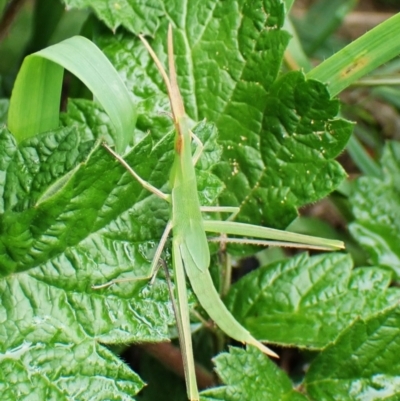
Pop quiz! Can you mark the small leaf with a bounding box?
[224,253,400,348]
[349,141,400,279]
[305,305,400,401]
[201,347,308,401]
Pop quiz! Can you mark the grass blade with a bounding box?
[307,12,400,96]
[8,36,135,153]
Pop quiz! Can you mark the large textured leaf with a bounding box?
[64,0,164,34]
[71,0,352,228]
[0,100,223,398]
[201,347,308,401]
[304,305,400,401]
[0,340,142,401]
[349,141,400,279]
[224,253,400,348]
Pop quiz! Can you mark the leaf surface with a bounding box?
[78,0,351,228]
[1,340,142,401]
[305,305,400,401]
[0,100,223,398]
[224,253,400,348]
[201,347,308,401]
[64,0,164,33]
[349,141,400,279]
[6,0,357,397]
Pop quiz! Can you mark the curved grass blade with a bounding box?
[8,36,135,153]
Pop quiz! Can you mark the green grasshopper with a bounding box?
[95,25,344,401]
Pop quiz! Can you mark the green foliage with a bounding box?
[225,253,400,348]
[93,7,351,228]
[350,141,400,279]
[305,305,400,400]
[8,36,135,153]
[0,110,167,399]
[202,347,308,401]
[1,0,400,400]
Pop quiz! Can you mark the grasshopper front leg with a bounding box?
[92,221,172,289]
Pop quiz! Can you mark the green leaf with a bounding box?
[200,347,308,401]
[0,99,224,398]
[224,253,400,348]
[1,340,143,400]
[349,141,400,279]
[93,4,352,229]
[215,72,350,228]
[304,305,400,401]
[0,125,165,398]
[64,0,164,34]
[93,31,173,144]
